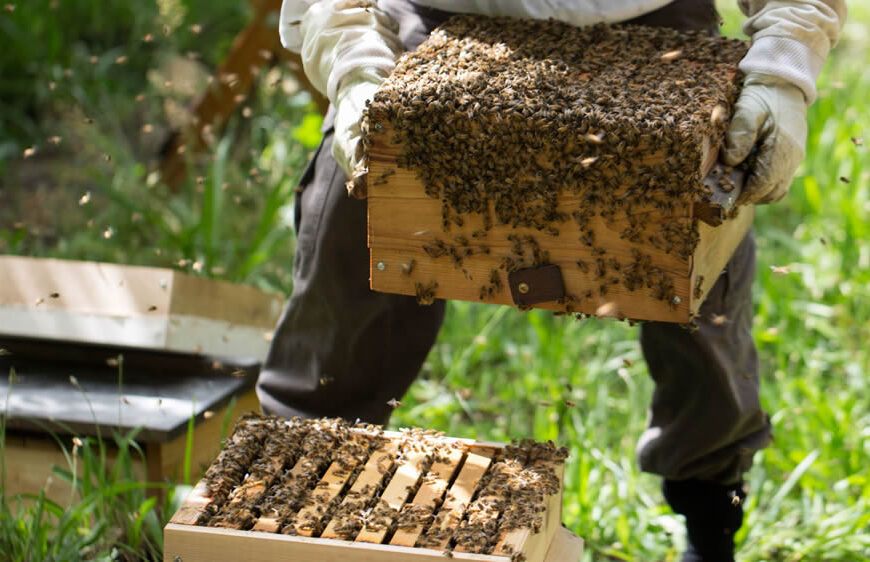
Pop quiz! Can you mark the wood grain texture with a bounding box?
[492,463,564,561]
[689,205,755,315]
[165,435,576,562]
[164,523,507,561]
[544,527,584,562]
[164,523,583,562]
[170,481,214,526]
[355,450,430,544]
[454,461,516,554]
[366,125,731,323]
[0,256,283,352]
[292,433,374,537]
[366,102,755,324]
[423,449,494,550]
[251,442,332,534]
[321,440,400,540]
[390,445,465,547]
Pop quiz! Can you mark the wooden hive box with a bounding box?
[164,415,583,561]
[0,256,284,359]
[365,16,752,323]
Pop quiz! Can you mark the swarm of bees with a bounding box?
[364,16,747,313]
[192,414,569,558]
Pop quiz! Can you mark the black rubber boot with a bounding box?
[662,479,747,562]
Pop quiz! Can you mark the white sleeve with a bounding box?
[279,0,319,53]
[737,0,847,104]
[282,1,404,105]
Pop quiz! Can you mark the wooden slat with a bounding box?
[390,445,465,547]
[211,418,311,530]
[321,440,400,540]
[251,467,310,532]
[164,434,578,561]
[689,204,754,314]
[165,522,581,561]
[292,432,374,537]
[251,425,344,534]
[491,463,564,561]
[543,527,584,562]
[164,523,508,561]
[354,449,430,544]
[420,448,493,550]
[454,461,517,554]
[170,481,214,525]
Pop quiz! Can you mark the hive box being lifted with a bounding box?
[0,256,283,359]
[164,415,583,561]
[365,16,753,323]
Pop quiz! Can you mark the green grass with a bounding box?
[1,0,869,560]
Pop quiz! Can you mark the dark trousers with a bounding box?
[257,0,772,485]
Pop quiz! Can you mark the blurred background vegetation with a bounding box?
[1,0,869,560]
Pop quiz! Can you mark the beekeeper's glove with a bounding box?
[723,74,807,204]
[724,0,846,204]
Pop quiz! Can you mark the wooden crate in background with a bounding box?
[0,256,284,360]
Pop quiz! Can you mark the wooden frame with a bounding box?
[365,17,752,324]
[165,424,583,561]
[164,524,582,561]
[367,129,753,324]
[0,256,283,359]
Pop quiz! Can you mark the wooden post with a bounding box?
[159,0,328,190]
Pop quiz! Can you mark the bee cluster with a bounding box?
[365,16,747,314]
[191,414,568,559]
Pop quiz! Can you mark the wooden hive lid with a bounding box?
[0,256,284,359]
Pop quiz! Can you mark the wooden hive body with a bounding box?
[0,256,283,359]
[366,17,752,323]
[164,416,583,561]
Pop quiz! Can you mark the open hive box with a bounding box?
[365,16,753,323]
[165,415,582,561]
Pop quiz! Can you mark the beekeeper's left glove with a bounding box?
[722,73,807,205]
[724,0,846,204]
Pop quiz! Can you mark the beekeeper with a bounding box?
[257,1,846,560]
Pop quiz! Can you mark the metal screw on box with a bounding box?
[377,262,386,271]
[518,282,531,295]
[174,556,183,562]
[672,296,682,305]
